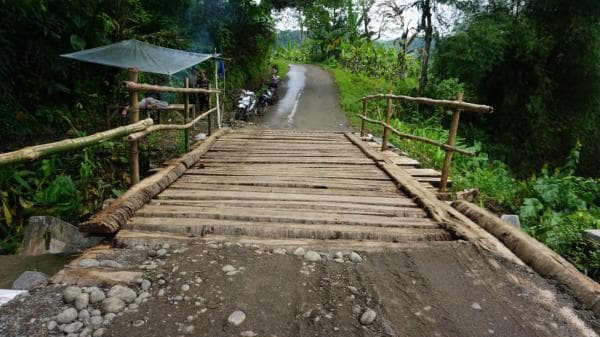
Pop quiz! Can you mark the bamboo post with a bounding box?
[440,92,464,192]
[184,77,190,152]
[360,100,367,137]
[208,110,213,136]
[214,53,221,128]
[128,68,140,185]
[381,93,392,151]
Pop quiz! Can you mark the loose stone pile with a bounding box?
[46,280,152,336]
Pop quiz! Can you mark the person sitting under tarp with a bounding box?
[195,69,210,112]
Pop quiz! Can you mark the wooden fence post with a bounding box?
[439,92,464,192]
[360,100,367,137]
[128,68,140,185]
[184,77,190,152]
[381,93,392,151]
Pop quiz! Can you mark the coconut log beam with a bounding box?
[358,114,475,156]
[0,119,154,167]
[80,128,230,234]
[127,108,217,142]
[122,81,220,94]
[344,132,522,263]
[360,94,493,114]
[453,200,600,317]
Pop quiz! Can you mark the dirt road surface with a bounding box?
[260,64,351,130]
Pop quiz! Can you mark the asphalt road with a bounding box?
[260,64,352,131]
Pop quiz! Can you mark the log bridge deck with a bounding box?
[121,129,454,243]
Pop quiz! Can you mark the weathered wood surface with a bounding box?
[80,128,230,233]
[119,129,451,243]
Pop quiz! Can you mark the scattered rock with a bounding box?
[181,284,190,292]
[63,321,83,334]
[91,309,102,317]
[57,308,78,324]
[78,309,90,321]
[47,320,57,330]
[63,286,82,303]
[93,328,106,337]
[11,271,48,290]
[360,308,377,325]
[293,247,305,256]
[99,260,123,268]
[89,316,103,327]
[334,252,344,259]
[102,297,126,313]
[228,310,246,326]
[20,216,102,256]
[349,252,363,263]
[107,285,137,303]
[75,292,90,310]
[79,326,94,337]
[304,250,321,262]
[90,289,106,304]
[222,265,236,273]
[157,248,168,257]
[141,279,151,291]
[347,286,359,295]
[79,259,101,268]
[132,319,145,327]
[334,258,345,263]
[471,302,482,310]
[273,248,286,255]
[241,331,258,337]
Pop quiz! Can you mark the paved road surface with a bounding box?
[261,64,352,130]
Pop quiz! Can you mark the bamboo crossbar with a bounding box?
[358,114,475,156]
[360,94,493,114]
[127,108,217,142]
[0,119,154,166]
[123,81,221,94]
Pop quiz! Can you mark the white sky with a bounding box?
[273,1,455,40]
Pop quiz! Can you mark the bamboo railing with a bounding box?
[358,93,493,192]
[0,70,221,187]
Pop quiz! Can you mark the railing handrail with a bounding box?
[0,107,218,167]
[358,114,475,156]
[359,92,491,193]
[0,119,154,166]
[359,93,493,114]
[123,81,220,94]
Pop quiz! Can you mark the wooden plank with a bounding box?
[125,217,451,242]
[183,171,391,181]
[168,182,400,197]
[388,156,420,166]
[344,133,385,162]
[402,168,442,177]
[135,205,438,228]
[157,189,418,207]
[147,199,427,217]
[198,157,375,164]
[176,175,398,189]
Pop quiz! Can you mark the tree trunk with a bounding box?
[418,0,433,96]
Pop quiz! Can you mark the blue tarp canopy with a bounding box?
[61,39,215,76]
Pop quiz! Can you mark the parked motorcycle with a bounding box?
[235,90,257,121]
[256,75,280,115]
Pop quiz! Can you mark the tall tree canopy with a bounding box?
[434,0,600,177]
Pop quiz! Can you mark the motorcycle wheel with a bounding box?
[257,102,266,116]
[235,108,247,121]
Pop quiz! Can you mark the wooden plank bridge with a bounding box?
[117,129,454,243]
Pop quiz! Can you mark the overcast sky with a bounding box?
[272,1,455,41]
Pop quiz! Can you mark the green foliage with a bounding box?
[0,140,129,254]
[434,1,600,177]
